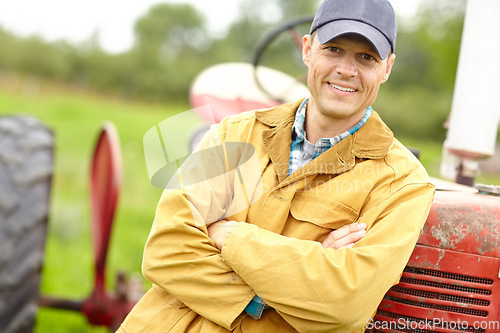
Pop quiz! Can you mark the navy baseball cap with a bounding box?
[310,0,397,59]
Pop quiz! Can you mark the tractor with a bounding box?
[0,0,499,332]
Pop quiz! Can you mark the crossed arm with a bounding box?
[143,183,434,332]
[208,220,367,320]
[208,220,367,251]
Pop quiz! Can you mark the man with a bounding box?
[118,0,435,332]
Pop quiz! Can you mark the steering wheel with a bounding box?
[252,15,314,103]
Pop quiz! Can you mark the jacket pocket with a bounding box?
[290,193,359,230]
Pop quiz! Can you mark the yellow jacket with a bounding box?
[118,99,435,333]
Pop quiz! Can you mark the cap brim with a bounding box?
[316,20,392,60]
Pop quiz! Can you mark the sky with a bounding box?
[0,0,423,54]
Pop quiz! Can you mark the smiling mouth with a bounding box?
[328,83,357,93]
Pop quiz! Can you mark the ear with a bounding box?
[302,34,313,68]
[381,53,396,83]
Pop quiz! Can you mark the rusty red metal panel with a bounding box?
[373,190,500,332]
[419,190,500,257]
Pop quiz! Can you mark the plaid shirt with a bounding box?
[288,98,372,175]
[244,98,372,320]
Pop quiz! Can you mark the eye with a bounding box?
[326,46,340,53]
[361,53,375,61]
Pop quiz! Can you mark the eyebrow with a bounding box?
[323,40,378,55]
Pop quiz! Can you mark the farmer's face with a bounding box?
[302,33,395,129]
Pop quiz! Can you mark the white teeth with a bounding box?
[329,83,356,92]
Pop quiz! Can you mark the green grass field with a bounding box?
[0,84,498,332]
[0,85,186,332]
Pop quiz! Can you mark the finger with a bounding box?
[330,222,366,240]
[322,229,365,249]
[322,223,367,249]
[323,231,365,249]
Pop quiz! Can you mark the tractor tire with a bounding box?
[0,116,53,333]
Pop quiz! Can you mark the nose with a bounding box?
[335,56,357,77]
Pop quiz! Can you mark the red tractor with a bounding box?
[0,0,499,332]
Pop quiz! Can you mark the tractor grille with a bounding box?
[399,274,491,296]
[404,267,494,286]
[374,259,497,333]
[390,285,490,307]
[385,267,491,318]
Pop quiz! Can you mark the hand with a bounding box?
[321,223,367,250]
[207,219,239,250]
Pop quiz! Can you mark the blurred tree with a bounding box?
[126,3,210,101]
[0,0,473,141]
[388,0,465,92]
[0,27,17,70]
[376,0,466,141]
[133,3,208,57]
[213,0,274,63]
[275,0,319,19]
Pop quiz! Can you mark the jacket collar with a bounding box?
[255,99,300,127]
[256,98,394,184]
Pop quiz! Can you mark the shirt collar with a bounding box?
[257,99,393,183]
[291,97,373,153]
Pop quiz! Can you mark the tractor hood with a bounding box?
[418,180,500,258]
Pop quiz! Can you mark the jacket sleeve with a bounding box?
[141,125,256,330]
[220,182,435,332]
